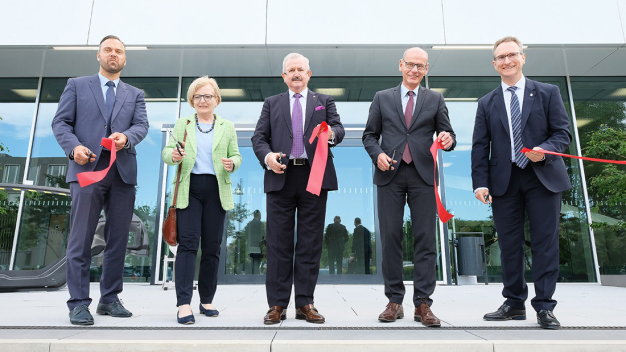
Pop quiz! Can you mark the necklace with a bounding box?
[195,114,216,134]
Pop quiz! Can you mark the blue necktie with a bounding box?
[105,81,116,135]
[291,93,304,158]
[507,86,529,169]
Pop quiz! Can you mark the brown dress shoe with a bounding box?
[414,303,441,327]
[264,306,286,325]
[378,302,404,322]
[295,304,325,323]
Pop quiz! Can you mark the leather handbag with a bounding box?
[162,121,189,246]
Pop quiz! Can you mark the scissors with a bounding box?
[168,129,183,155]
[389,150,396,168]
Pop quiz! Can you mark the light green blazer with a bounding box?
[162,114,242,210]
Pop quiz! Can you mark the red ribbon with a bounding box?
[306,121,329,196]
[521,147,626,165]
[430,140,454,223]
[76,138,116,187]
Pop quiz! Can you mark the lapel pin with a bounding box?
[530,93,534,97]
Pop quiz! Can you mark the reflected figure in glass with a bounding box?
[471,36,571,330]
[245,209,265,274]
[324,215,349,275]
[51,35,149,326]
[162,76,242,324]
[350,217,372,275]
[362,47,455,327]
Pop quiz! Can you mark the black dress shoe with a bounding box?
[537,310,561,329]
[69,305,94,326]
[483,304,526,321]
[96,300,132,317]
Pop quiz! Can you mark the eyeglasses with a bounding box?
[192,94,214,102]
[494,52,521,62]
[403,60,428,71]
[284,67,308,75]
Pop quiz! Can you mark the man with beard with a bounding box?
[252,53,344,324]
[52,35,148,325]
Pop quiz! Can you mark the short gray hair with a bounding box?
[493,36,524,58]
[282,53,310,73]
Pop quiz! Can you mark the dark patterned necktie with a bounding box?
[105,81,116,135]
[402,91,414,164]
[507,86,529,169]
[291,93,304,158]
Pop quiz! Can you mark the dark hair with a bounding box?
[99,35,125,50]
[354,217,361,225]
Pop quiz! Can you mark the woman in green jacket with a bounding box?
[162,76,241,324]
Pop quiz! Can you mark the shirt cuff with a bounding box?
[473,187,488,194]
[264,152,272,170]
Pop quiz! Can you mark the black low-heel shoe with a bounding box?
[177,312,195,325]
[199,303,219,317]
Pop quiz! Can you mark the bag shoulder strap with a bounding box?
[172,120,190,207]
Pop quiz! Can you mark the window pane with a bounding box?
[0,78,39,269]
[571,77,626,276]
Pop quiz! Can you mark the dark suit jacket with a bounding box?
[324,222,349,248]
[251,89,345,192]
[363,84,456,186]
[471,78,572,196]
[352,224,371,256]
[51,74,149,185]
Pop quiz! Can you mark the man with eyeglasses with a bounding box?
[51,35,148,325]
[252,53,345,324]
[363,47,455,327]
[471,36,571,329]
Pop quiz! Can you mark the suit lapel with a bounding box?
[303,89,316,134]
[111,80,129,123]
[278,92,292,134]
[408,86,427,130]
[89,75,107,122]
[393,84,406,128]
[494,88,510,136]
[212,115,225,154]
[521,78,536,128]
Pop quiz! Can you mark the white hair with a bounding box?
[282,53,310,73]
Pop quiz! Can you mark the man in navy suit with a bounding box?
[252,53,344,324]
[52,35,149,325]
[471,36,571,329]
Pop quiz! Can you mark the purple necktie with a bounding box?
[291,93,304,158]
[402,91,414,164]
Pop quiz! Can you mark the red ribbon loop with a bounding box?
[520,147,626,165]
[306,122,329,196]
[76,138,117,187]
[430,140,454,223]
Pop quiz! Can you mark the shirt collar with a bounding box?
[98,72,120,88]
[501,75,526,93]
[289,89,308,100]
[401,84,419,98]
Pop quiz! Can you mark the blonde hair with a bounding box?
[187,76,222,107]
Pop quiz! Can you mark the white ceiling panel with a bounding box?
[267,0,445,45]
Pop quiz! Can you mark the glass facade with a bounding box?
[571,77,626,276]
[1,73,615,285]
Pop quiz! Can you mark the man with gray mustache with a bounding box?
[252,53,345,324]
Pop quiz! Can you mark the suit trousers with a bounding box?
[377,161,437,306]
[492,164,561,312]
[67,154,136,310]
[175,174,225,307]
[265,162,328,309]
